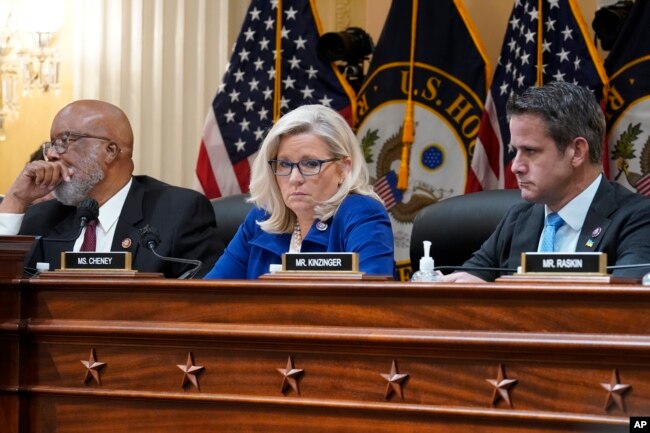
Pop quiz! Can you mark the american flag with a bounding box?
[196,0,355,199]
[466,0,607,192]
[373,171,403,211]
[635,174,650,196]
[604,0,650,196]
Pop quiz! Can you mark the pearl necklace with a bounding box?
[290,221,302,252]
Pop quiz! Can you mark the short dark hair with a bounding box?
[506,81,605,164]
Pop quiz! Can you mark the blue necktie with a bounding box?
[539,213,565,252]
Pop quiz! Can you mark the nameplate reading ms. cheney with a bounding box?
[521,252,607,275]
[61,252,132,271]
[283,252,359,272]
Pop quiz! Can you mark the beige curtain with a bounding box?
[71,0,247,188]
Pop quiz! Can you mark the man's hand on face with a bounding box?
[0,161,73,213]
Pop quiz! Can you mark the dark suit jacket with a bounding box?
[20,175,224,278]
[463,179,650,281]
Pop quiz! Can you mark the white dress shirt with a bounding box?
[538,174,601,252]
[73,179,132,251]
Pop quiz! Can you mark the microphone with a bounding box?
[606,263,650,286]
[77,198,100,228]
[139,224,162,251]
[44,198,100,243]
[606,263,650,270]
[25,198,100,276]
[138,224,202,279]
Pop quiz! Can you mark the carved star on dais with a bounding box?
[380,359,409,400]
[80,348,106,385]
[277,356,304,395]
[177,352,205,390]
[486,364,518,407]
[600,369,631,413]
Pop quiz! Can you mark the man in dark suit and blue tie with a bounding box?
[442,81,650,282]
[0,100,224,277]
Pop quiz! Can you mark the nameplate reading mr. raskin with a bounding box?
[283,252,358,272]
[521,252,607,275]
[61,252,132,270]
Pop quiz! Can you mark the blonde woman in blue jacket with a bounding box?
[204,104,395,280]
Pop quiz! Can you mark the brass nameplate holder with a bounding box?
[282,252,359,272]
[520,252,607,275]
[260,252,366,280]
[60,251,133,271]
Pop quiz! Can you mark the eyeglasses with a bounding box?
[268,158,340,176]
[42,131,113,160]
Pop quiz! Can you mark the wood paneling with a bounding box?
[1,277,644,432]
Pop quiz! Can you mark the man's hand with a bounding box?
[438,271,487,283]
[0,161,72,213]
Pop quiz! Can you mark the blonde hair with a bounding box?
[249,104,381,233]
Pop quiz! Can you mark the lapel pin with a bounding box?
[121,238,132,249]
[585,239,594,248]
[591,227,602,238]
[316,221,328,231]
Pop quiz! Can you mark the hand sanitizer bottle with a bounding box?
[411,240,439,282]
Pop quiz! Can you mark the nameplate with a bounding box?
[521,252,607,275]
[61,252,132,271]
[283,252,359,272]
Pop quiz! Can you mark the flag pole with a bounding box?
[397,0,418,191]
[536,0,543,86]
[274,0,284,121]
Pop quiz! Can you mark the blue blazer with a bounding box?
[204,194,395,279]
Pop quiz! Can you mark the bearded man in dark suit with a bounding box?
[0,100,224,278]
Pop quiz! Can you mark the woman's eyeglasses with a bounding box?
[268,158,340,176]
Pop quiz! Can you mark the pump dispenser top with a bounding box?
[411,240,439,282]
[420,240,434,271]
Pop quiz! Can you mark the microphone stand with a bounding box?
[145,247,202,279]
[139,225,202,279]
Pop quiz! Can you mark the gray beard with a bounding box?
[54,152,105,206]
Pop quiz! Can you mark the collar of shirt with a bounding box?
[74,178,133,252]
[543,173,601,252]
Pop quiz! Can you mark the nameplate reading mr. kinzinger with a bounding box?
[61,252,132,271]
[283,252,359,272]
